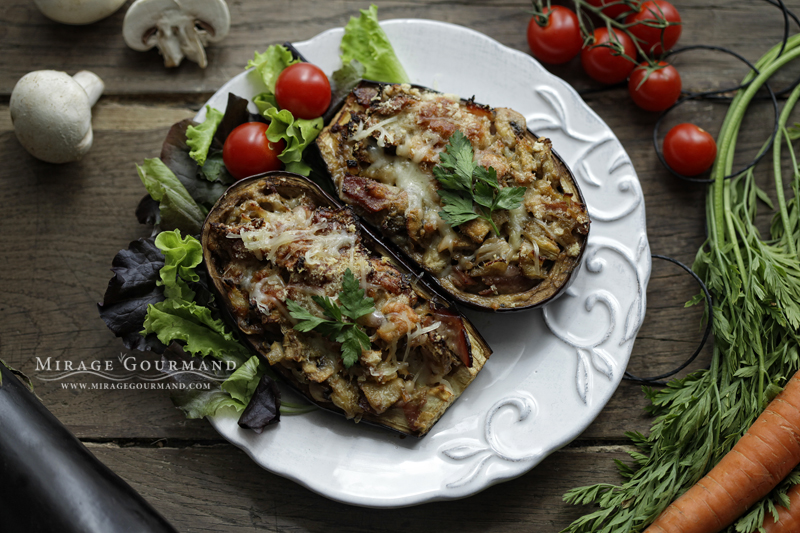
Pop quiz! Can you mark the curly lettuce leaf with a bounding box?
[253,93,279,115]
[263,107,323,176]
[247,44,299,93]
[137,158,206,235]
[141,230,250,366]
[340,4,409,84]
[185,106,224,167]
[154,230,202,301]
[142,295,249,366]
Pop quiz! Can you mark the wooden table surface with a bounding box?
[2,1,799,531]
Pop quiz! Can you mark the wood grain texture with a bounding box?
[85,443,634,532]
[2,0,800,530]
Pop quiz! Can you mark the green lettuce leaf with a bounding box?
[340,4,409,84]
[142,297,249,366]
[198,151,233,184]
[264,107,323,176]
[153,230,203,301]
[173,388,243,419]
[331,59,366,101]
[247,45,299,93]
[185,106,224,167]
[253,93,279,115]
[141,230,250,366]
[221,355,265,405]
[167,355,267,420]
[137,158,206,235]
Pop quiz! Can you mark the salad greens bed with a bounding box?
[98,5,408,430]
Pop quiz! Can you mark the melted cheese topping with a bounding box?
[324,83,590,300]
[208,186,481,434]
[232,205,358,268]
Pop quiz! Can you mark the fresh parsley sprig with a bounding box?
[433,130,526,235]
[286,268,375,368]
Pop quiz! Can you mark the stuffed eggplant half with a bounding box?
[201,173,491,436]
[316,81,590,311]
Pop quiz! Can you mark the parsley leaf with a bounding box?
[493,186,526,211]
[286,268,375,368]
[433,130,526,235]
[338,327,371,368]
[285,300,327,332]
[338,269,375,321]
[311,295,342,323]
[437,190,480,227]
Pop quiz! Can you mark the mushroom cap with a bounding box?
[34,0,128,25]
[123,0,231,52]
[10,70,94,164]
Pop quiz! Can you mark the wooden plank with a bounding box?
[85,442,633,532]
[1,0,797,95]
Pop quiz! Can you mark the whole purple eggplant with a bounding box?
[0,363,178,533]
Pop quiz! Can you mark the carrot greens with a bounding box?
[563,35,800,533]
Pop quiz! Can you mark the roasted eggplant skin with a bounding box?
[0,364,178,533]
[314,81,590,312]
[201,172,491,437]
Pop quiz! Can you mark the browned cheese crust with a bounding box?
[316,83,590,310]
[202,176,490,436]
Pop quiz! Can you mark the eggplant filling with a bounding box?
[317,82,590,310]
[203,182,489,436]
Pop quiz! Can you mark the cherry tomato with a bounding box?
[626,0,682,55]
[586,0,633,19]
[581,28,636,84]
[274,63,332,120]
[628,61,681,111]
[526,6,583,65]
[663,123,717,176]
[222,122,286,181]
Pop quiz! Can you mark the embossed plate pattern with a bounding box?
[205,19,650,507]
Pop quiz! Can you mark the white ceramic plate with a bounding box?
[205,19,650,508]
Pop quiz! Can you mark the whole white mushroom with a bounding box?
[10,70,104,164]
[34,0,128,25]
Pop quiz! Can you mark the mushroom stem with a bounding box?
[179,22,209,68]
[72,71,104,107]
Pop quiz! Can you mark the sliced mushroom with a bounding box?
[122,0,231,68]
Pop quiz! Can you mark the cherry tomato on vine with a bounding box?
[663,123,717,176]
[222,122,286,181]
[274,63,332,120]
[628,61,682,111]
[586,0,632,20]
[526,6,583,65]
[581,28,636,84]
[625,0,682,55]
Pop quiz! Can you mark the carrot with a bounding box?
[763,484,800,533]
[645,371,800,533]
